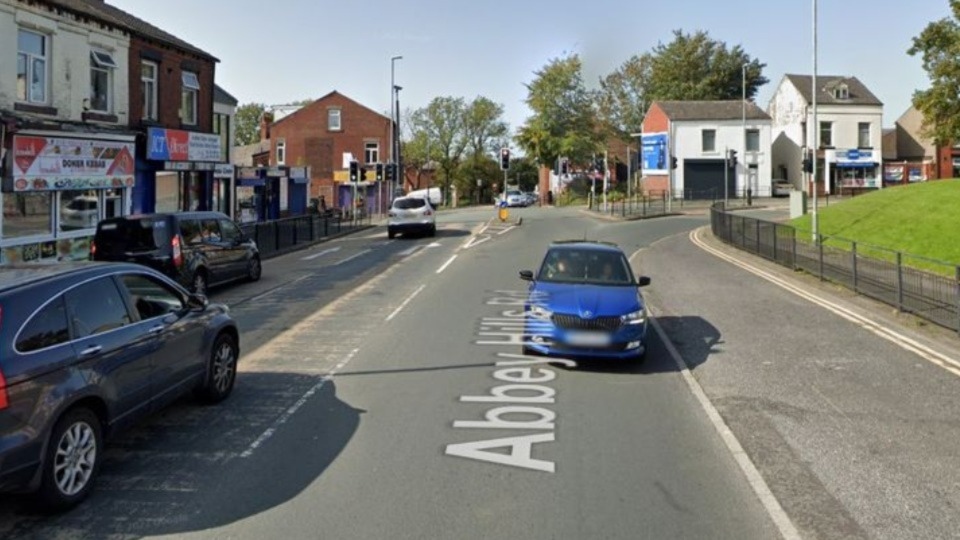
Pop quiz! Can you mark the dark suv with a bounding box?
[0,262,239,510]
[91,211,261,295]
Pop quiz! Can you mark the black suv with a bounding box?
[0,262,239,510]
[91,211,261,295]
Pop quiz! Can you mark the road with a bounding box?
[2,204,959,540]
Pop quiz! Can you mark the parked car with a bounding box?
[91,211,261,295]
[0,262,239,510]
[772,179,792,197]
[60,195,100,230]
[522,192,538,206]
[519,240,652,362]
[387,196,436,239]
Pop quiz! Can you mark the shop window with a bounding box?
[90,50,117,113]
[156,173,181,213]
[701,129,716,153]
[213,113,230,161]
[328,108,341,131]
[2,192,53,239]
[276,139,286,165]
[364,141,379,164]
[142,61,158,121]
[746,129,760,152]
[858,123,871,148]
[181,71,200,125]
[59,190,100,231]
[17,28,48,104]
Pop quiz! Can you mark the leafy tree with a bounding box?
[908,2,960,144]
[409,97,469,204]
[596,30,768,141]
[401,129,439,192]
[516,54,602,172]
[234,102,266,146]
[463,97,509,159]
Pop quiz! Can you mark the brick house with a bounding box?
[267,91,393,212]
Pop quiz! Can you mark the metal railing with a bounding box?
[239,211,372,260]
[710,203,960,333]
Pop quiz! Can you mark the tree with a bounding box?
[516,54,601,172]
[463,97,509,159]
[410,97,469,204]
[401,129,439,192]
[596,30,768,141]
[908,2,960,144]
[234,102,266,146]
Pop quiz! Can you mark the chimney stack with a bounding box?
[259,111,274,143]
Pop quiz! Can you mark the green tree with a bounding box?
[463,97,509,159]
[401,129,439,192]
[908,1,960,144]
[234,102,266,146]
[410,97,469,204]
[516,54,601,172]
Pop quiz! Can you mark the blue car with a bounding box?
[519,241,652,362]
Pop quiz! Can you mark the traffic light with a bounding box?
[376,163,384,181]
[500,148,511,170]
[671,156,678,170]
[360,166,368,181]
[349,160,358,182]
[802,150,813,173]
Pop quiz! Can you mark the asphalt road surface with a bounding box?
[2,204,959,540]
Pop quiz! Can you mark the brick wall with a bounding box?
[127,36,216,133]
[640,103,670,193]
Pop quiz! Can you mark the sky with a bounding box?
[108,0,951,131]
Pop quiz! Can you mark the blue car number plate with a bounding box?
[566,331,611,347]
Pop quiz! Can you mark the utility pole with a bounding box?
[812,0,819,242]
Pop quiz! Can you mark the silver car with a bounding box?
[387,196,436,239]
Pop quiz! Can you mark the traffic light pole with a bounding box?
[724,146,729,207]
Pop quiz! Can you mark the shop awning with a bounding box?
[835,162,878,169]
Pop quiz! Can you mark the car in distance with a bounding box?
[772,179,792,197]
[387,196,436,239]
[91,211,261,295]
[0,262,239,510]
[504,190,526,207]
[519,240,651,362]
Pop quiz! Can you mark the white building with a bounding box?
[768,74,884,193]
[644,101,773,199]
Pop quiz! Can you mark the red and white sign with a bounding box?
[12,135,135,192]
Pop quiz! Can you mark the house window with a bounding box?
[89,50,117,113]
[328,108,341,131]
[213,112,230,161]
[858,122,871,148]
[746,129,760,152]
[17,29,48,104]
[181,71,200,125]
[701,129,716,153]
[141,61,158,121]
[276,139,286,165]
[364,141,379,164]
[819,121,833,147]
[834,84,849,100]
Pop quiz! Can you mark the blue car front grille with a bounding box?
[551,314,622,331]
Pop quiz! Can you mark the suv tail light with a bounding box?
[0,306,7,410]
[89,239,97,259]
[424,208,433,216]
[172,234,183,268]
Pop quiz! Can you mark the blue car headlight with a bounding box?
[529,304,553,320]
[621,308,646,325]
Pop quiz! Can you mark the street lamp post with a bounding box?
[742,62,749,204]
[394,85,402,198]
[812,0,819,242]
[390,55,402,200]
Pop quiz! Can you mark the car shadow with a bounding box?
[0,373,359,538]
[563,315,722,375]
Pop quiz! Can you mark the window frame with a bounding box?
[14,295,71,354]
[328,108,342,131]
[819,121,833,148]
[276,138,286,165]
[141,60,158,121]
[745,129,761,152]
[180,71,200,125]
[119,273,186,322]
[89,49,115,113]
[17,28,49,105]
[364,141,379,164]
[858,122,871,148]
[701,129,717,153]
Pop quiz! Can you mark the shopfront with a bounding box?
[824,148,881,193]
[236,167,264,224]
[132,127,222,214]
[1,132,135,264]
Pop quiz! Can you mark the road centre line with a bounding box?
[385,284,427,322]
[436,255,458,274]
[689,228,960,377]
[302,246,341,260]
[334,249,372,266]
[240,348,360,458]
[628,242,801,540]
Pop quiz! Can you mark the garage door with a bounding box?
[683,159,736,200]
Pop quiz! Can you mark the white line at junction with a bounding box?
[302,246,341,260]
[334,249,372,266]
[436,255,458,274]
[385,284,427,322]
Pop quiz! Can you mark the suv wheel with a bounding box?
[388,228,396,240]
[197,333,238,403]
[37,408,102,511]
[247,257,262,282]
[191,270,208,296]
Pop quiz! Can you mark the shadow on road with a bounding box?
[0,373,359,539]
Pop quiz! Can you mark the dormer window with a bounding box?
[833,84,849,100]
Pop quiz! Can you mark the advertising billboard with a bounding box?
[641,132,669,175]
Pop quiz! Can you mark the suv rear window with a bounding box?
[394,198,427,210]
[96,217,171,255]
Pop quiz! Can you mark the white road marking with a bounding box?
[334,249,372,266]
[240,349,359,458]
[463,236,491,249]
[385,284,427,322]
[497,226,516,236]
[248,275,311,302]
[436,255,458,274]
[301,246,341,260]
[690,228,960,377]
[399,245,424,257]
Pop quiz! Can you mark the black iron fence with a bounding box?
[587,189,770,218]
[239,211,372,260]
[710,203,960,333]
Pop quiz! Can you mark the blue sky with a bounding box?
[109,0,950,130]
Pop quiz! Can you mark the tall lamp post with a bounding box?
[812,0,819,242]
[742,63,749,204]
[394,85,403,198]
[390,55,402,200]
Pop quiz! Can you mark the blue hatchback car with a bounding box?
[519,241,652,361]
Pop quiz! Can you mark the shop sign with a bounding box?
[288,166,307,178]
[147,127,222,162]
[214,164,234,179]
[7,135,135,192]
[266,167,287,178]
